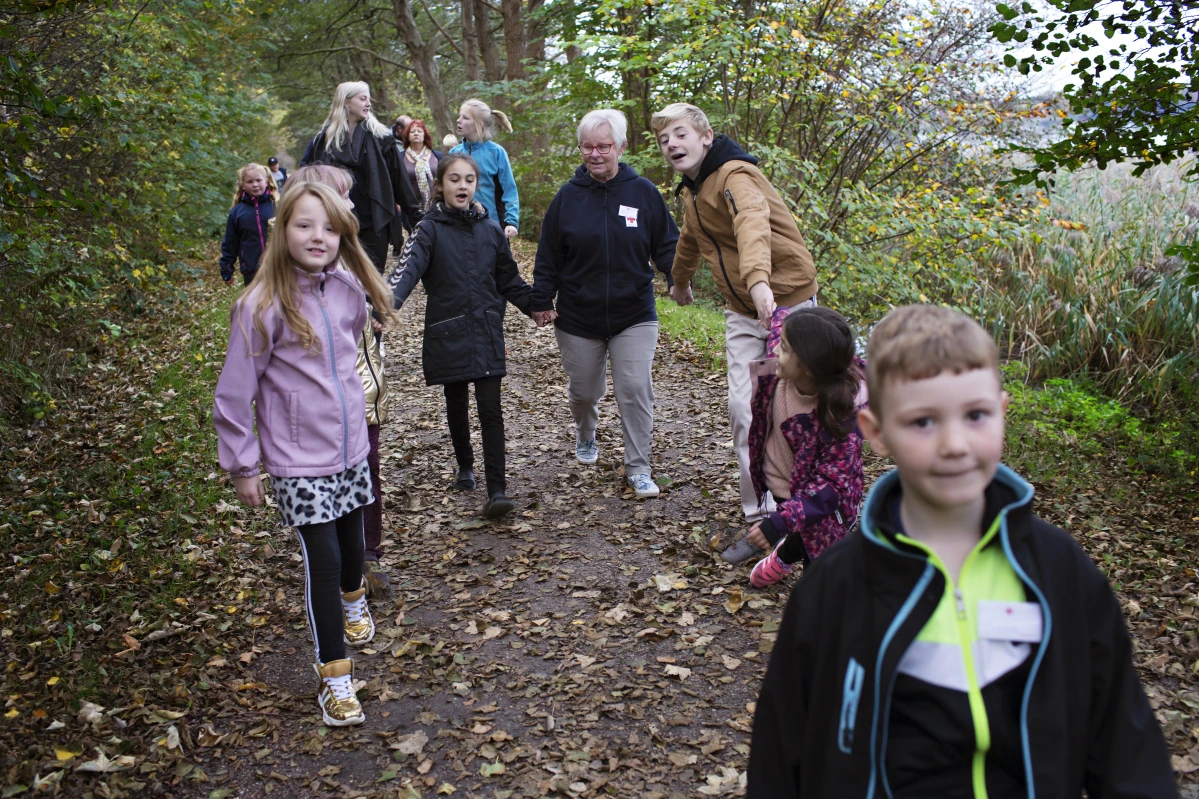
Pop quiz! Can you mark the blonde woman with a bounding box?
[301,81,421,272]
[449,99,519,238]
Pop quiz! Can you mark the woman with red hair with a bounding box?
[400,119,441,217]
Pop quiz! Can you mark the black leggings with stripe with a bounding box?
[295,507,365,664]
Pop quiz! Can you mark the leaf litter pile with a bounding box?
[2,251,1198,797]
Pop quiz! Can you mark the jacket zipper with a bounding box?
[361,328,382,423]
[867,560,936,799]
[724,188,740,216]
[254,196,265,253]
[691,192,755,316]
[999,519,1053,799]
[317,273,351,470]
[602,184,611,337]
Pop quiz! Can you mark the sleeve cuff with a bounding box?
[231,467,260,479]
[745,270,771,289]
[759,515,783,546]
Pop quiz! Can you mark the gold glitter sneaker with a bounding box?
[313,659,364,726]
[341,587,375,646]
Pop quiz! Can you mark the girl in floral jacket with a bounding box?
[736,306,868,588]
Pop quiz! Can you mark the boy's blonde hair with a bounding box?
[459,99,512,142]
[650,103,713,138]
[231,163,278,207]
[236,182,396,355]
[866,305,999,417]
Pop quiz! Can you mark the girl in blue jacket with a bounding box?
[451,99,520,238]
[219,163,277,286]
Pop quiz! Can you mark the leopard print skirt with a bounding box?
[272,459,373,528]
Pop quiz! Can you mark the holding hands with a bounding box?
[532,310,558,328]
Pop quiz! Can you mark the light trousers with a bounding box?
[555,322,658,476]
[724,297,817,521]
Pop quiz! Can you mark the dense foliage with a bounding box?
[990,0,1199,279]
[0,0,275,430]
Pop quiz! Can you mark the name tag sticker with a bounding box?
[618,205,639,227]
[978,600,1043,643]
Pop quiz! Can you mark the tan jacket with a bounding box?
[357,318,388,426]
[673,144,818,317]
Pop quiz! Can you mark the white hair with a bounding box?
[577,109,628,149]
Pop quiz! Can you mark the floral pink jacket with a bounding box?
[747,307,868,560]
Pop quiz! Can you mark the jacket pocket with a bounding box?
[288,392,300,444]
[485,310,505,361]
[423,315,471,368]
[838,657,865,754]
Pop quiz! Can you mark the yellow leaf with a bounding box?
[47,677,60,686]
[55,747,79,761]
[5,709,17,718]
[45,581,60,595]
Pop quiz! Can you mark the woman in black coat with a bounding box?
[387,154,535,519]
[300,80,421,272]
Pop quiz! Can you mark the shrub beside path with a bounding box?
[1,252,1197,797]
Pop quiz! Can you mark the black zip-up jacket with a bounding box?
[531,163,678,340]
[219,191,275,281]
[387,203,533,386]
[749,465,1177,799]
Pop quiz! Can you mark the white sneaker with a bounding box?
[575,436,598,465]
[627,473,660,499]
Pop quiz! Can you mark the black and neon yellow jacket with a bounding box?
[748,465,1176,798]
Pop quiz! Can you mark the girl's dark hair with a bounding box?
[433,154,480,202]
[782,307,860,439]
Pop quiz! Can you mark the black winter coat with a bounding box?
[219,191,275,281]
[388,203,534,385]
[301,125,421,234]
[531,163,678,339]
[748,466,1177,799]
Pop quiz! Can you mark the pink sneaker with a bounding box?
[750,542,794,588]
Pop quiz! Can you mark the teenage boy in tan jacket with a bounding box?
[652,103,818,543]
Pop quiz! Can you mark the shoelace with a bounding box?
[630,475,653,491]
[324,673,355,701]
[344,596,369,624]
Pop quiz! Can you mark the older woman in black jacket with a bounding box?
[530,109,679,499]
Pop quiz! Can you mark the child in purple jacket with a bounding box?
[723,306,868,588]
[213,182,397,727]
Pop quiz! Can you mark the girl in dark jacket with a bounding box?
[219,163,276,286]
[388,154,535,518]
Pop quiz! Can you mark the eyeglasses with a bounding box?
[578,143,615,155]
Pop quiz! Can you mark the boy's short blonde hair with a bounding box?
[650,103,713,138]
[866,305,1000,417]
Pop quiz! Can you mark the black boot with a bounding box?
[454,467,476,491]
[483,492,515,519]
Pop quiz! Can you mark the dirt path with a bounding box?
[187,259,862,799]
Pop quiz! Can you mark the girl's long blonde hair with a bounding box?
[235,182,396,354]
[230,163,278,208]
[321,81,393,151]
[460,99,512,142]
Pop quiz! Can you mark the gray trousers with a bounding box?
[725,297,817,521]
[555,322,658,477]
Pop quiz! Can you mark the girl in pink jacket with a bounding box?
[213,182,397,728]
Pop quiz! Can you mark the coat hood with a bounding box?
[677,134,758,195]
[569,162,640,189]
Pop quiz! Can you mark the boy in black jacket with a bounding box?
[748,304,1176,798]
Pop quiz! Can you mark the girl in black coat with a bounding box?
[219,162,276,286]
[388,154,535,519]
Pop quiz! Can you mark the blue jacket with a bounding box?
[450,139,519,228]
[219,191,275,280]
[531,163,678,339]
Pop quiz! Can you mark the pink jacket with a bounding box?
[213,263,370,478]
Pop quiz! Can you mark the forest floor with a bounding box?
[2,247,1198,798]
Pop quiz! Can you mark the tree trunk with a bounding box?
[501,0,525,80]
[461,0,479,82]
[391,0,455,137]
[475,0,503,82]
[526,0,546,64]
